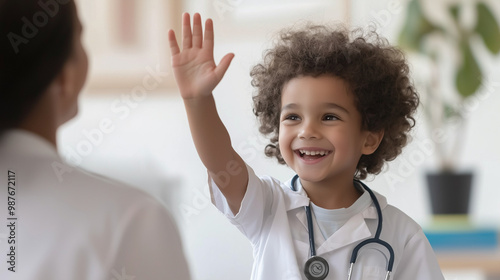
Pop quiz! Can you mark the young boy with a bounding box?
[169,13,444,280]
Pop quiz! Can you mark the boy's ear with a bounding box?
[361,130,384,155]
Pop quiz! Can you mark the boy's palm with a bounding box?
[168,13,234,99]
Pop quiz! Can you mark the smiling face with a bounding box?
[279,75,381,187]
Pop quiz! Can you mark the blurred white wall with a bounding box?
[60,0,500,279]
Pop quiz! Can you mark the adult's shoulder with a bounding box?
[69,168,190,279]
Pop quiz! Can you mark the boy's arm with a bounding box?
[168,13,248,214]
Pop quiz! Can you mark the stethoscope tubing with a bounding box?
[305,205,317,256]
[351,181,395,272]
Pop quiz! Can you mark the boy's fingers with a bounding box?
[204,18,214,53]
[168,30,180,56]
[192,13,203,48]
[182,12,192,49]
[214,53,235,81]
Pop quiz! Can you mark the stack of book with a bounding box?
[424,215,498,250]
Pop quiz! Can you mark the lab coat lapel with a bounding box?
[283,178,388,255]
[315,189,388,254]
[294,209,328,241]
[283,181,310,211]
[292,207,328,266]
[316,212,372,255]
[283,180,315,239]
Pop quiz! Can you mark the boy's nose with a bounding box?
[298,121,320,139]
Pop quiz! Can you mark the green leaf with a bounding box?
[475,2,500,54]
[398,0,440,52]
[455,43,482,98]
[449,5,460,23]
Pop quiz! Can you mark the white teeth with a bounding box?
[299,150,329,156]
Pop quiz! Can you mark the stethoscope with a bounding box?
[290,175,395,280]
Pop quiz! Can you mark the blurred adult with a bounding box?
[0,1,191,279]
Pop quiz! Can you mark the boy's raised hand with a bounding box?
[168,13,234,99]
[168,13,247,215]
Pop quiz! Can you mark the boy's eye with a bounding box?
[323,114,339,121]
[284,114,300,121]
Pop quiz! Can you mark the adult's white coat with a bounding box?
[0,130,191,280]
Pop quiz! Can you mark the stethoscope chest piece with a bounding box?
[304,255,329,280]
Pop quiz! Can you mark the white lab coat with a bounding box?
[210,165,444,280]
[0,130,191,280]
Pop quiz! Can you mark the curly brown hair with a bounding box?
[251,24,419,179]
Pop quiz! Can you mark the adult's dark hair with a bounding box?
[251,24,419,180]
[0,0,76,131]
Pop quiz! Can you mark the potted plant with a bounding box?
[397,0,500,215]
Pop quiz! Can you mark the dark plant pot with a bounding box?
[426,171,473,215]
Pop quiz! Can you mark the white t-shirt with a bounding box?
[310,181,372,240]
[209,165,444,280]
[0,130,191,280]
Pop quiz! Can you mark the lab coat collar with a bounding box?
[362,190,387,219]
[0,129,60,159]
[283,176,388,215]
[283,177,389,253]
[282,177,311,210]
